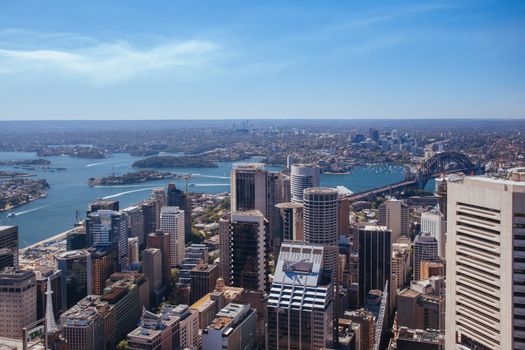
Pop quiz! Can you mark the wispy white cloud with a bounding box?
[327,3,459,32]
[0,30,223,83]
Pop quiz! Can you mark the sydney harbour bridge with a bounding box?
[345,151,483,202]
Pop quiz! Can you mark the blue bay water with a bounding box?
[0,152,406,247]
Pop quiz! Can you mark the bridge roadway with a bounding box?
[344,179,417,202]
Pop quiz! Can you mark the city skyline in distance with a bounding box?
[0,0,524,120]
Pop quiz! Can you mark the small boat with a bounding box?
[7,213,16,218]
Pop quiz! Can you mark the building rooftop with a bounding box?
[304,187,338,195]
[55,249,90,260]
[275,202,303,209]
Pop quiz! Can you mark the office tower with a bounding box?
[218,218,231,284]
[148,230,172,287]
[229,210,270,292]
[357,225,392,306]
[88,248,116,295]
[122,205,145,246]
[343,309,376,350]
[413,233,438,281]
[445,174,525,350]
[86,210,128,270]
[160,206,185,267]
[56,249,91,311]
[275,202,304,241]
[202,303,257,350]
[290,163,320,203]
[267,242,335,349]
[397,288,444,331]
[267,171,286,253]
[167,183,192,239]
[378,199,409,242]
[303,187,339,275]
[128,237,139,265]
[143,248,163,291]
[338,197,350,236]
[421,206,446,259]
[190,263,219,304]
[127,307,181,350]
[369,128,380,142]
[230,163,268,212]
[141,199,157,242]
[178,243,208,286]
[0,268,37,339]
[169,305,200,349]
[0,225,18,270]
[100,274,145,342]
[60,296,109,350]
[88,199,119,215]
[392,249,410,290]
[67,226,87,250]
[151,187,167,230]
[45,277,59,334]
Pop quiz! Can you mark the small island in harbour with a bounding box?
[88,169,180,186]
[131,155,218,168]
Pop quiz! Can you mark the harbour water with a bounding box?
[0,152,405,246]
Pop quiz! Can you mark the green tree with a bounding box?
[116,340,128,350]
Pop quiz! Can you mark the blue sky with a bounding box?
[0,0,523,120]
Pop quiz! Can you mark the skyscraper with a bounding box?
[147,230,172,288]
[190,263,219,304]
[142,248,163,292]
[230,163,268,213]
[151,187,167,230]
[55,249,91,311]
[0,225,18,270]
[229,210,269,292]
[86,210,128,270]
[378,199,409,242]
[275,202,304,241]
[290,163,320,203]
[0,268,37,339]
[218,218,231,284]
[160,206,185,267]
[267,242,335,349]
[421,206,446,259]
[303,187,339,275]
[445,173,525,350]
[357,225,392,307]
[413,233,439,281]
[87,199,119,215]
[167,183,192,239]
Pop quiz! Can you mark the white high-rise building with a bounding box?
[303,187,338,274]
[421,206,446,259]
[413,233,439,281]
[445,172,525,350]
[378,199,409,242]
[291,164,320,203]
[160,206,185,267]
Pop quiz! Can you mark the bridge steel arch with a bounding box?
[416,151,478,189]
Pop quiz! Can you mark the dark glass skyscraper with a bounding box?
[167,183,192,239]
[0,225,18,270]
[358,225,392,306]
[86,210,128,270]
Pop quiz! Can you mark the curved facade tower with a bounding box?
[303,187,338,273]
[290,164,320,203]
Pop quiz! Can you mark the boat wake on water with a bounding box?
[103,187,154,199]
[86,160,130,167]
[191,183,230,187]
[12,204,52,216]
